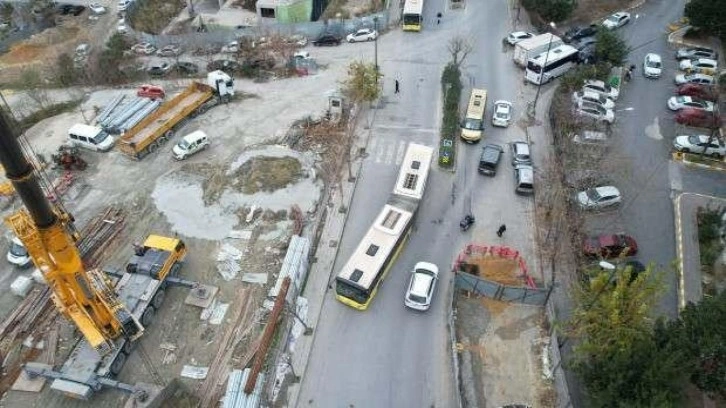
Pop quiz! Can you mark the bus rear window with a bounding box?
[335,279,369,304]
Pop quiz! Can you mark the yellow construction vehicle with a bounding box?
[0,109,188,400]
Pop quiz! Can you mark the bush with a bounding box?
[521,0,575,23]
[439,63,462,167]
[17,100,82,131]
[697,207,726,272]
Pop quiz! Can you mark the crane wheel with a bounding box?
[110,352,127,377]
[122,339,136,355]
[141,307,155,327]
[152,289,166,310]
[148,143,158,153]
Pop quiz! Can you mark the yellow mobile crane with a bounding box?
[0,108,190,401]
[0,110,142,355]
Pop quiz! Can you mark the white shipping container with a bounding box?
[513,33,564,67]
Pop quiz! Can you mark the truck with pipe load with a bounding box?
[117,70,234,159]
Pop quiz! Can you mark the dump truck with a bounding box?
[513,33,563,67]
[117,70,234,159]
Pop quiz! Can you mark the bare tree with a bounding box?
[447,35,473,67]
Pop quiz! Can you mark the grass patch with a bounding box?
[17,99,82,132]
[696,207,725,290]
[233,156,303,194]
[684,153,726,170]
[439,63,462,168]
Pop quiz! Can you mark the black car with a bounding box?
[478,144,503,176]
[147,63,171,76]
[175,61,199,75]
[57,4,86,15]
[207,59,241,72]
[572,36,597,51]
[578,44,597,65]
[312,34,341,46]
[563,24,598,43]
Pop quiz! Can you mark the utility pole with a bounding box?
[529,22,557,118]
[373,16,379,85]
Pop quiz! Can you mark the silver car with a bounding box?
[404,262,439,311]
[576,186,622,210]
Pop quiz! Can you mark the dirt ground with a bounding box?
[568,0,641,25]
[0,55,345,405]
[456,295,554,408]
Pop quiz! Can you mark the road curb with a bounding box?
[288,106,375,408]
[672,152,726,172]
[673,193,686,311]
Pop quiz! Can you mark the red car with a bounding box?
[675,108,722,128]
[583,234,638,259]
[137,84,165,100]
[676,83,717,102]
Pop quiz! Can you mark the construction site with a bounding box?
[0,54,353,406]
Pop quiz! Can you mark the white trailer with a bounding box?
[513,33,563,67]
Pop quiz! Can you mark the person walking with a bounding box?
[496,224,507,237]
[436,12,442,24]
[395,79,400,94]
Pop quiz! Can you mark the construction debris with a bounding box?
[217,244,244,281]
[10,276,33,297]
[241,273,268,285]
[201,300,230,325]
[228,230,253,240]
[181,365,209,380]
[160,343,178,365]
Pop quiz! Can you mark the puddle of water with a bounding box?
[153,146,322,240]
[152,173,238,240]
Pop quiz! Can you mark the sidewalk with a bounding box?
[285,105,377,408]
[673,193,726,310]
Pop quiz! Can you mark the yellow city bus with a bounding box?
[335,143,434,310]
[402,0,424,32]
[460,88,487,143]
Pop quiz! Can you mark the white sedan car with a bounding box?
[673,135,726,158]
[602,12,631,30]
[492,100,513,127]
[679,58,718,73]
[642,53,662,78]
[576,186,622,210]
[667,96,714,112]
[575,101,615,124]
[507,31,534,45]
[572,90,615,110]
[88,2,107,14]
[346,28,378,43]
[674,73,715,85]
[404,262,439,311]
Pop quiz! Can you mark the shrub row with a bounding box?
[438,63,462,168]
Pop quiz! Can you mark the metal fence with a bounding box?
[454,272,551,306]
[127,10,392,49]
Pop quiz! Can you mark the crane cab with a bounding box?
[125,235,186,281]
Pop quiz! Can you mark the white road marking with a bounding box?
[395,141,407,165]
[644,116,663,140]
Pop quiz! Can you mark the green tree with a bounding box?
[595,29,629,66]
[521,0,576,23]
[566,265,686,406]
[664,291,726,398]
[54,53,76,86]
[341,61,382,104]
[685,0,726,40]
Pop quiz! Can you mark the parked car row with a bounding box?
[477,140,534,195]
[573,79,619,124]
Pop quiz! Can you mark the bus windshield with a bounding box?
[335,279,369,304]
[463,118,482,130]
[403,14,420,25]
[526,61,542,73]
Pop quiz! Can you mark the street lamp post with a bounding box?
[530,22,557,118]
[373,16,379,84]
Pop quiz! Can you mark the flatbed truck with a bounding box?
[117,71,234,159]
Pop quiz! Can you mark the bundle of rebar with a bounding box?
[0,206,127,387]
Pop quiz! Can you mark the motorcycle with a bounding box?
[460,214,475,231]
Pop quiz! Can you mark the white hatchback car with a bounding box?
[572,90,615,110]
[576,186,622,210]
[575,101,615,124]
[492,100,513,127]
[667,95,714,112]
[602,12,631,30]
[507,31,534,45]
[346,28,378,43]
[643,53,662,78]
[404,262,439,311]
[679,58,718,73]
[673,135,726,158]
[583,79,619,100]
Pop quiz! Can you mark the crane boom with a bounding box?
[0,110,141,355]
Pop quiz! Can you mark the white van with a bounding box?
[172,130,209,160]
[68,124,115,152]
[7,236,31,268]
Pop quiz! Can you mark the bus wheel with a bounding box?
[110,352,127,376]
[122,339,136,355]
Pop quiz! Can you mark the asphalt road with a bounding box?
[295,0,531,406]
[585,0,725,318]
